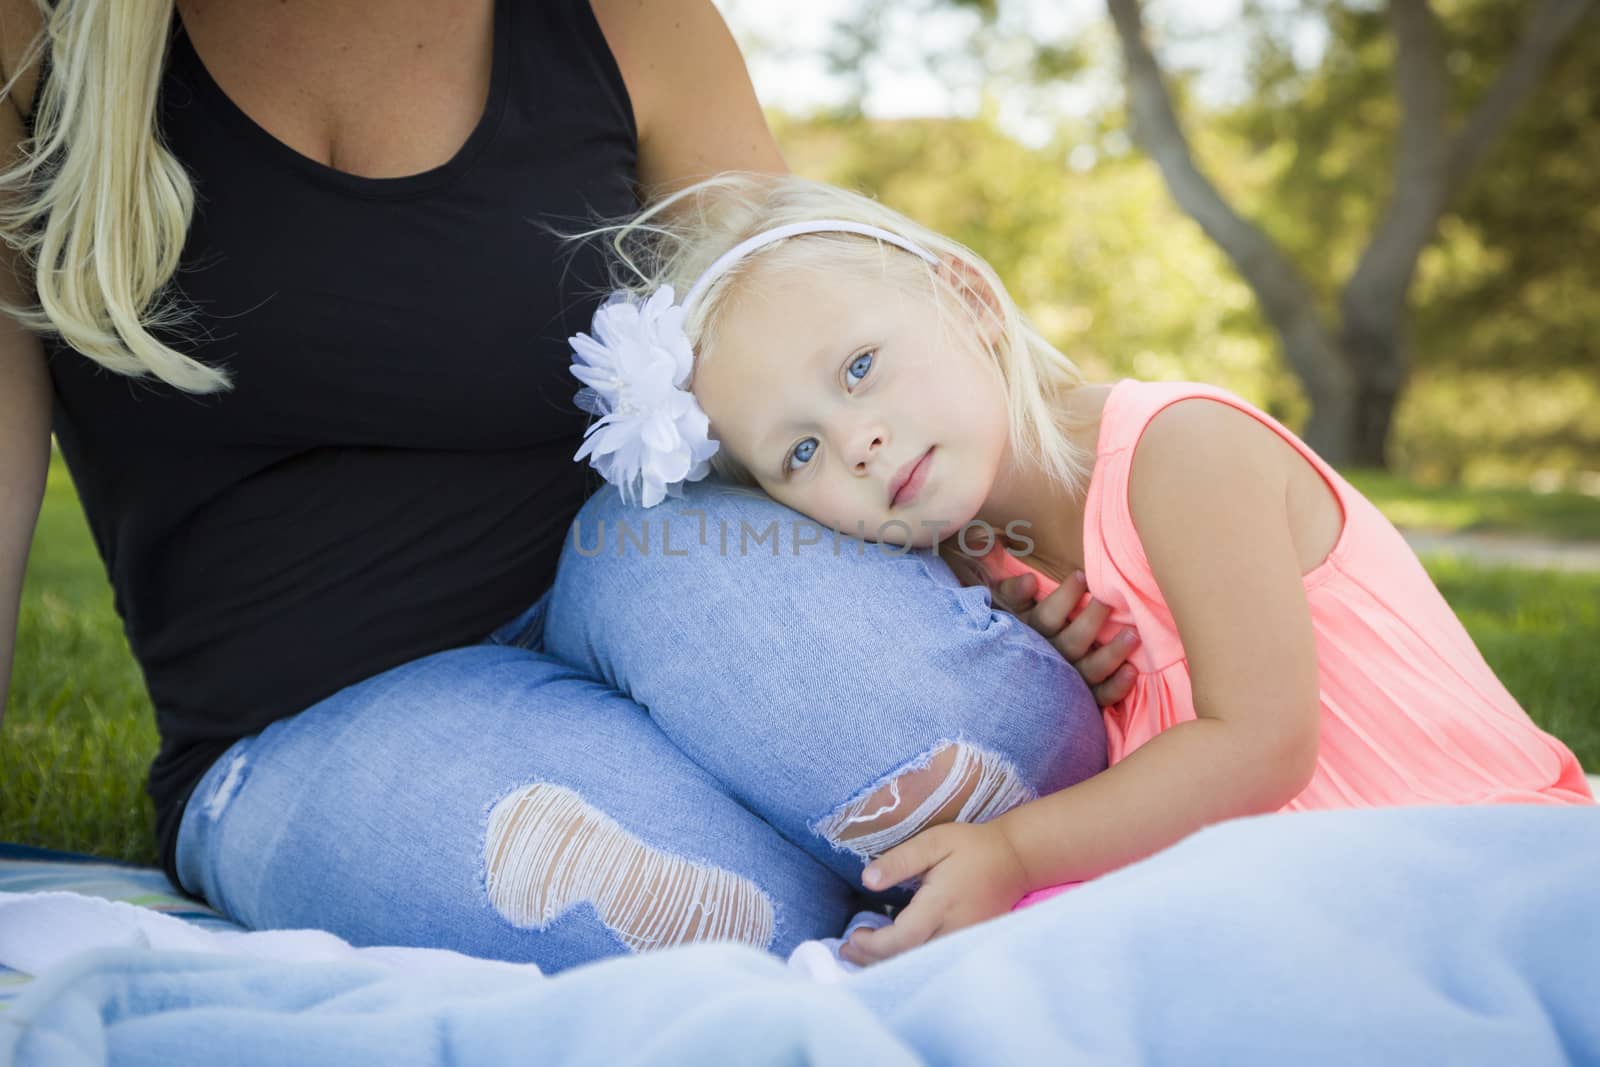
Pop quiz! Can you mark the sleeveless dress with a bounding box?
[1004,380,1593,908]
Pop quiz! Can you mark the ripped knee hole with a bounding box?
[814,742,1034,859]
[483,783,774,953]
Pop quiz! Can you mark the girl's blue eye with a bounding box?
[784,351,874,477]
[786,437,818,473]
[847,351,875,385]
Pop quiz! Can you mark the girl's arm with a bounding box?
[999,398,1323,882]
[844,399,1323,962]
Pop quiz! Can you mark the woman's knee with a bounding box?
[545,480,886,689]
[543,483,1108,883]
[547,479,1056,704]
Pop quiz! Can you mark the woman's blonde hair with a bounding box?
[581,173,1089,578]
[0,0,222,392]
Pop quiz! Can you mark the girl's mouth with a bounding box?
[889,447,934,508]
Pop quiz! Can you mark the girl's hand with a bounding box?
[994,569,1139,707]
[838,822,1032,966]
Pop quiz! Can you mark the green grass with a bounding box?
[1343,469,1600,541]
[1424,558,1600,777]
[2,455,159,864]
[3,456,1598,866]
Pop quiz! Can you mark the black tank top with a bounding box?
[34,0,636,881]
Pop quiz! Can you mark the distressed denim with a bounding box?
[177,479,1106,973]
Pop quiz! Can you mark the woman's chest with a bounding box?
[51,9,638,453]
[56,188,627,454]
[174,0,498,182]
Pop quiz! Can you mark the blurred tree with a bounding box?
[812,0,1594,467]
[1222,1,1600,480]
[1408,5,1600,379]
[1109,0,1592,466]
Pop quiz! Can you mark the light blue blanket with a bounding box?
[4,805,1597,1066]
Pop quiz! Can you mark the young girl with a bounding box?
[568,173,1594,965]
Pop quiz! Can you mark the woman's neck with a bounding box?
[974,384,1112,585]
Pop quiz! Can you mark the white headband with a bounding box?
[681,219,939,313]
[569,220,939,508]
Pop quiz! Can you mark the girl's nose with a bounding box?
[848,424,888,474]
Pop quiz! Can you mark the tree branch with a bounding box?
[1342,0,1593,344]
[1104,0,1347,400]
[1389,0,1450,201]
[1447,0,1595,187]
[1340,0,1454,338]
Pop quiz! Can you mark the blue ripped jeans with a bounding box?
[176,481,1106,973]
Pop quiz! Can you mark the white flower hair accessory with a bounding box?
[570,220,938,508]
[570,285,718,508]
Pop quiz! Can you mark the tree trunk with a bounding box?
[1338,326,1404,468]
[1283,314,1356,465]
[1332,0,1593,468]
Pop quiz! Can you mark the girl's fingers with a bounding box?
[1071,627,1139,686]
[862,831,941,892]
[1091,663,1138,708]
[993,573,1037,614]
[995,570,1138,703]
[840,903,940,965]
[1025,571,1087,636]
[1054,596,1111,661]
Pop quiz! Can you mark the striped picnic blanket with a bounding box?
[0,844,243,1009]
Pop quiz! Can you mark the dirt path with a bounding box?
[1401,530,1600,573]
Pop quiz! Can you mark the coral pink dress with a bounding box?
[1004,381,1593,909]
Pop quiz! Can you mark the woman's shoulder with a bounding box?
[0,0,45,124]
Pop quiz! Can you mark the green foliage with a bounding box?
[1391,370,1600,486]
[1223,4,1393,286]
[1419,12,1600,379]
[1227,0,1600,375]
[1175,0,1600,478]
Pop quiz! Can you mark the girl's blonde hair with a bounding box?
[0,0,222,392]
[583,172,1089,578]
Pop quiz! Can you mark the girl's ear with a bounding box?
[934,255,1005,347]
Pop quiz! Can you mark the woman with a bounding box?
[0,0,1128,971]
